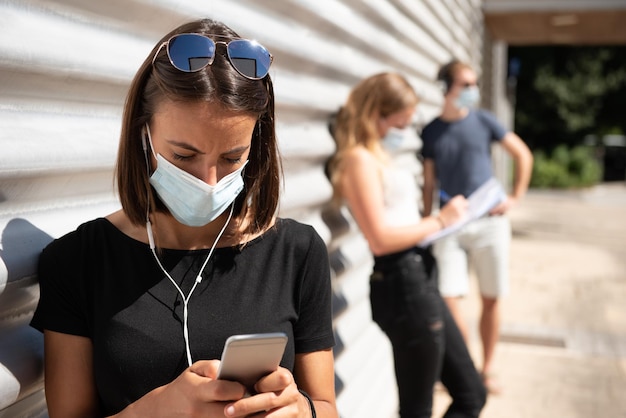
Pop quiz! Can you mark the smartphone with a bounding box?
[216,332,288,391]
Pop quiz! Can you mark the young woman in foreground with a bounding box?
[31,18,337,418]
[328,72,485,418]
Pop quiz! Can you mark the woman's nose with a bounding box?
[197,165,218,186]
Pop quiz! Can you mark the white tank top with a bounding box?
[381,163,421,227]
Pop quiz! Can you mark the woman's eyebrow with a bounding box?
[224,145,251,154]
[165,139,205,154]
[164,140,250,155]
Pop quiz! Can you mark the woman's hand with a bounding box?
[115,360,246,418]
[438,195,468,227]
[223,367,309,417]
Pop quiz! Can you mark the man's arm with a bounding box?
[491,132,533,215]
[501,132,533,199]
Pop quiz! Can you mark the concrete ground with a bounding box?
[432,183,626,418]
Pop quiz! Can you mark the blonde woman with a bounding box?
[328,73,485,418]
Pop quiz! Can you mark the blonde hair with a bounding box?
[328,72,419,199]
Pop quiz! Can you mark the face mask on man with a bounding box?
[455,86,480,109]
[145,125,247,227]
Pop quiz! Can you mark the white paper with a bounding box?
[418,178,507,247]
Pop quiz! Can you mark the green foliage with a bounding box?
[530,145,602,189]
[532,49,626,134]
[509,46,626,153]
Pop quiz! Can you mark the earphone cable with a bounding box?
[147,204,234,366]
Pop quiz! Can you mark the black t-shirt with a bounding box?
[31,217,334,416]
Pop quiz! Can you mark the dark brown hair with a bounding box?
[115,18,280,236]
[437,59,473,93]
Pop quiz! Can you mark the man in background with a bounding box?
[421,59,533,394]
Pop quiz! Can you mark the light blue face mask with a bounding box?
[455,86,480,109]
[145,125,247,227]
[382,127,411,151]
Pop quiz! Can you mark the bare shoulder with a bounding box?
[337,146,382,195]
[343,145,375,164]
[341,146,378,176]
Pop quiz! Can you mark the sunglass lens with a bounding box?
[168,34,215,72]
[227,39,272,79]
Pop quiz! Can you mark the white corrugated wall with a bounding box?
[0,1,489,417]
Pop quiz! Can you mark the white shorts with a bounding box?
[433,215,511,298]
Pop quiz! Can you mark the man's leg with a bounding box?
[442,296,469,343]
[479,295,500,392]
[470,216,511,394]
[433,233,470,342]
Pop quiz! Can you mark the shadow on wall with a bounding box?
[1,218,54,287]
[0,218,54,413]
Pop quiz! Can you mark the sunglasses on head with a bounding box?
[153,33,273,80]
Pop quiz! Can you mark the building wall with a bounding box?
[482,29,514,191]
[0,1,487,417]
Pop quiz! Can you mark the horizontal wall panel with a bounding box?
[0,202,122,287]
[335,324,397,418]
[0,388,47,418]
[0,325,44,411]
[483,0,626,12]
[278,123,336,161]
[0,2,149,82]
[0,111,119,177]
[281,167,334,210]
[0,277,40,328]
[0,69,127,110]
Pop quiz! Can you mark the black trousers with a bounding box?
[370,246,486,418]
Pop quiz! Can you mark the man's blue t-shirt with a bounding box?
[421,109,507,202]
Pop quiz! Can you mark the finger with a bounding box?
[187,361,248,401]
[254,368,293,393]
[224,389,295,417]
[225,370,296,417]
[214,380,250,402]
[189,359,220,378]
[224,396,269,418]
